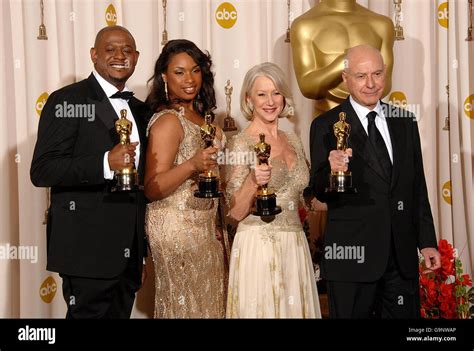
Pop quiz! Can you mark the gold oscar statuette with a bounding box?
[467,0,473,41]
[37,0,48,40]
[393,0,405,41]
[223,80,237,131]
[443,85,450,131]
[161,0,169,45]
[194,113,223,198]
[326,112,357,193]
[251,133,282,216]
[112,109,140,192]
[285,0,291,43]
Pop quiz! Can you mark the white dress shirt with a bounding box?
[93,71,140,179]
[349,96,393,163]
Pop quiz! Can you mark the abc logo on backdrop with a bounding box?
[105,4,118,26]
[442,180,452,205]
[39,276,57,303]
[36,92,49,116]
[437,2,448,28]
[216,2,237,29]
[464,94,474,119]
[389,91,408,108]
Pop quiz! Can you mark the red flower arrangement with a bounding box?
[419,239,473,319]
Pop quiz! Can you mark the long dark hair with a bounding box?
[146,39,216,119]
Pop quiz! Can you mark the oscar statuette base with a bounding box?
[194,174,223,198]
[251,192,282,217]
[325,171,357,194]
[111,169,141,192]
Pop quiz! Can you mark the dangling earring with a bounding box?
[164,81,169,101]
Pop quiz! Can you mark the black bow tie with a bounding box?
[110,91,134,100]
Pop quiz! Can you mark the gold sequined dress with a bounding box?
[225,131,321,318]
[145,109,226,318]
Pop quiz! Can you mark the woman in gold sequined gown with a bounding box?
[226,63,321,318]
[144,40,227,318]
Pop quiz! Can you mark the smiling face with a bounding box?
[162,52,202,102]
[342,47,386,109]
[90,28,139,90]
[247,76,284,123]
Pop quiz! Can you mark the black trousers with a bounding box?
[327,245,421,319]
[60,237,141,319]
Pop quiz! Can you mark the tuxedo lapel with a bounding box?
[342,99,389,184]
[383,102,406,190]
[86,74,120,145]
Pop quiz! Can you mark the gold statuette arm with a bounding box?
[378,20,395,97]
[290,20,347,100]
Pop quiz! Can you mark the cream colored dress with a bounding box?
[226,131,321,318]
[146,109,227,318]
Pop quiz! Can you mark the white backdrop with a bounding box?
[0,0,472,318]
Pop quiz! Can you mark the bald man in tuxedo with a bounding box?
[309,45,440,318]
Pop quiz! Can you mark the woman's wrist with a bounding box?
[185,157,197,173]
[246,170,259,189]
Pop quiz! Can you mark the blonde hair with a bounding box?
[240,62,294,120]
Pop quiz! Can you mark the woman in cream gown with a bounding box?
[144,40,227,318]
[226,63,321,318]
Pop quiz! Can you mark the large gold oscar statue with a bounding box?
[290,0,394,117]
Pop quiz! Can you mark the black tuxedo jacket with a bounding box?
[31,74,151,279]
[310,98,437,282]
